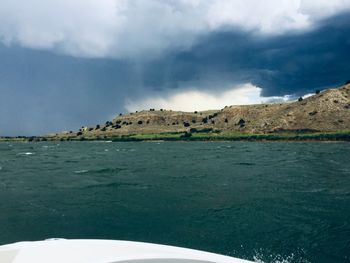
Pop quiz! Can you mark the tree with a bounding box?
[298,97,303,102]
[315,90,320,94]
[137,120,143,125]
[345,80,350,85]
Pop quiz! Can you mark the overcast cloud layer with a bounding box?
[0,1,350,135]
[1,0,350,58]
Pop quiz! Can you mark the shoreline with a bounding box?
[1,131,350,142]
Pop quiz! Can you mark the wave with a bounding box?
[236,162,255,166]
[74,169,89,174]
[73,167,124,175]
[17,152,35,155]
[84,181,143,189]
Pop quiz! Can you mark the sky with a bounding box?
[0,0,350,135]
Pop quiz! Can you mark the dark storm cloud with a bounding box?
[139,12,350,96]
[0,12,349,135]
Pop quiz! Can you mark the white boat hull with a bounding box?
[0,239,253,263]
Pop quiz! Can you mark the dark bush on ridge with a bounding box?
[238,119,245,126]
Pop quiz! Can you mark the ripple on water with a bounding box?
[73,167,124,175]
[83,181,144,190]
[74,169,89,174]
[17,152,35,155]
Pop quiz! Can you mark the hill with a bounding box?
[46,83,350,141]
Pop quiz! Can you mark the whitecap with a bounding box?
[74,170,89,174]
[18,152,34,155]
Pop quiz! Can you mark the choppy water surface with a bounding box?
[0,141,349,262]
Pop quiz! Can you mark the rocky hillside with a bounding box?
[55,83,350,139]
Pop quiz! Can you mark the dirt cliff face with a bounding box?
[220,84,350,133]
[58,84,350,138]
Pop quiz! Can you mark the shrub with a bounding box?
[77,131,83,136]
[237,118,245,126]
[180,132,192,139]
[298,97,303,102]
[137,120,143,125]
[202,117,208,124]
[345,80,350,85]
[183,122,190,127]
[309,111,318,116]
[224,118,228,123]
[95,124,100,130]
[315,90,320,94]
[194,111,198,114]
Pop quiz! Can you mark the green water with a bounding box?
[0,141,349,262]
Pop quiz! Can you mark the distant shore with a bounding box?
[1,130,350,142]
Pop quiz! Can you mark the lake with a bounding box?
[0,141,349,263]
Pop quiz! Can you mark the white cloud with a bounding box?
[124,83,296,112]
[0,0,349,58]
